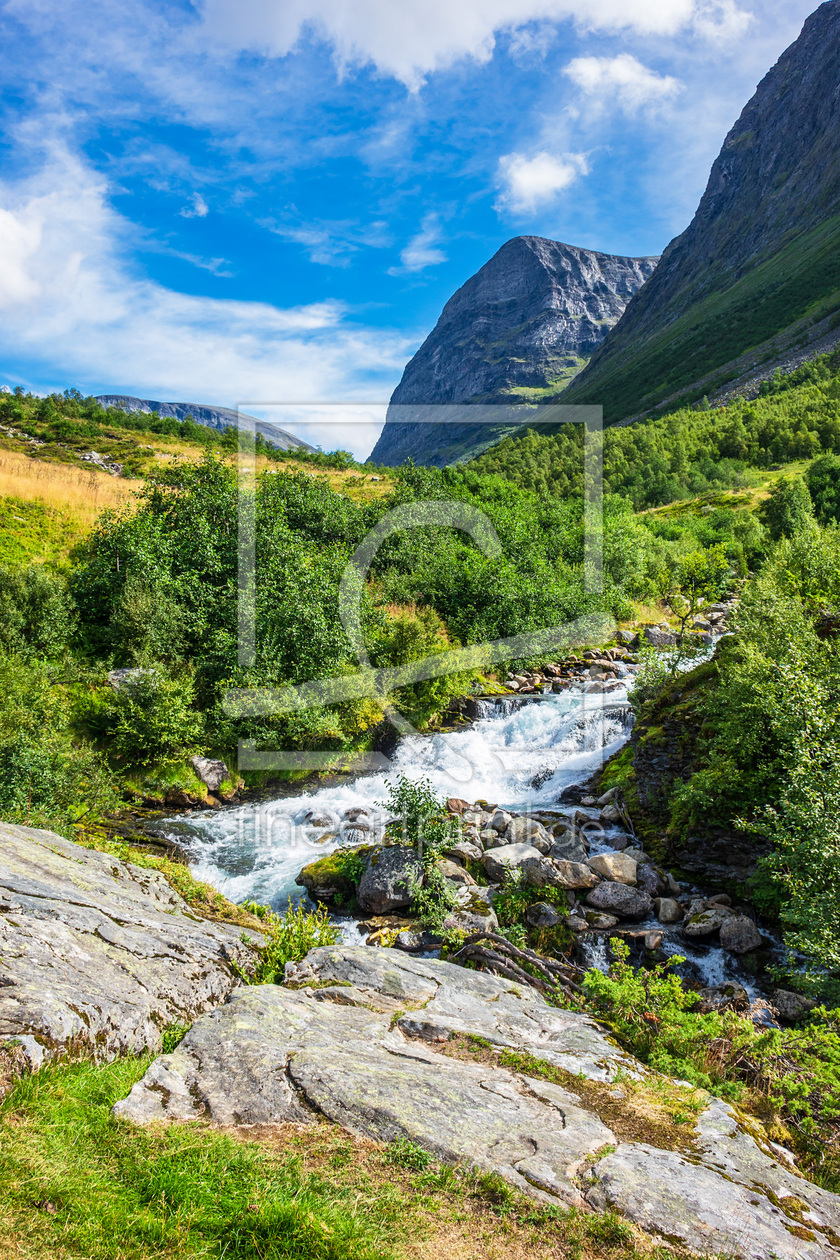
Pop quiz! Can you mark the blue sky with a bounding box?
[0,0,820,455]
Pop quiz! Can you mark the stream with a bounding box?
[156,677,779,1000]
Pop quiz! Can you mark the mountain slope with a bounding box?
[95,395,316,452]
[368,238,657,466]
[563,0,840,422]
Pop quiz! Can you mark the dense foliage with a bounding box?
[470,348,840,508]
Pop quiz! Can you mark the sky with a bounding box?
[0,0,821,456]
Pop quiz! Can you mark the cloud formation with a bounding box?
[496,151,588,214]
[564,53,682,112]
[199,0,753,87]
[391,214,448,274]
[180,191,209,217]
[0,145,412,414]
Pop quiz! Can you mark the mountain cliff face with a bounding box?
[95,395,316,452]
[565,0,840,421]
[369,238,657,466]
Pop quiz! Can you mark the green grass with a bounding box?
[0,1057,689,1260]
[0,496,83,569]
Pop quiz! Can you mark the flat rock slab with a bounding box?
[0,822,262,1065]
[115,945,840,1259]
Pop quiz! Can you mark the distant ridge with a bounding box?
[564,0,840,421]
[368,237,657,467]
[95,395,317,452]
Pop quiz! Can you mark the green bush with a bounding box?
[0,564,75,657]
[250,899,340,984]
[104,669,204,766]
[759,475,814,539]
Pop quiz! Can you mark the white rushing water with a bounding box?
[159,686,634,909]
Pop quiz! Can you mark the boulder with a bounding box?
[699,982,749,1013]
[443,841,483,865]
[642,626,677,647]
[191,756,229,794]
[654,897,683,924]
[599,803,624,826]
[584,912,619,929]
[587,853,637,885]
[524,902,561,928]
[489,809,512,833]
[614,629,636,646]
[0,822,262,1067]
[115,944,840,1259]
[482,844,542,883]
[719,915,762,954]
[682,906,732,938]
[437,859,476,887]
[636,863,666,897]
[505,817,552,852]
[586,882,652,920]
[772,989,817,1023]
[446,798,470,815]
[549,832,589,864]
[356,846,423,914]
[521,856,598,891]
[394,930,443,952]
[165,787,201,808]
[478,828,498,847]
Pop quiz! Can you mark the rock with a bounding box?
[708,893,732,907]
[394,930,442,953]
[442,895,500,936]
[699,983,750,1013]
[566,916,588,931]
[505,817,552,852]
[641,627,677,647]
[304,811,336,829]
[446,798,470,815]
[443,841,482,865]
[356,846,423,915]
[584,912,619,929]
[191,756,229,793]
[106,667,153,691]
[635,863,666,897]
[587,853,637,885]
[586,882,652,920]
[116,944,840,1257]
[596,787,619,806]
[654,897,683,924]
[549,832,589,864]
[771,989,817,1023]
[643,931,663,951]
[682,906,732,938]
[604,832,629,851]
[437,859,476,887]
[521,856,599,891]
[599,803,624,826]
[719,915,762,954]
[614,630,636,645]
[478,828,498,847]
[481,844,542,882]
[524,902,561,928]
[489,809,512,833]
[0,822,262,1066]
[164,787,201,808]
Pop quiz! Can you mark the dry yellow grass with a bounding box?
[0,449,137,532]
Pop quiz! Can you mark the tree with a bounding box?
[806,453,840,525]
[759,476,814,540]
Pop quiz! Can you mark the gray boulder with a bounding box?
[481,843,542,883]
[642,626,677,647]
[525,902,561,928]
[654,897,683,924]
[635,863,666,897]
[191,755,229,793]
[549,831,589,864]
[115,945,840,1258]
[586,882,652,920]
[522,856,598,891]
[682,906,731,938]
[772,989,817,1023]
[505,817,552,852]
[587,852,636,884]
[0,822,262,1067]
[719,915,762,954]
[356,846,423,914]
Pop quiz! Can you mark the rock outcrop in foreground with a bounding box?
[0,823,262,1067]
[117,944,840,1259]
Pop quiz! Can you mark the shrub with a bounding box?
[250,899,340,984]
[104,669,204,765]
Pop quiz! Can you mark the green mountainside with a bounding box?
[563,0,840,421]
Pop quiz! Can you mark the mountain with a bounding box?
[564,0,840,422]
[94,395,316,452]
[368,238,657,466]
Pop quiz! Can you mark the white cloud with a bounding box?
[268,218,392,267]
[564,53,682,112]
[0,144,413,426]
[495,150,588,214]
[390,214,447,274]
[198,0,753,88]
[180,191,209,217]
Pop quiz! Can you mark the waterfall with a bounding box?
[159,684,634,909]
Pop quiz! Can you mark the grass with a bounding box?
[0,1056,699,1260]
[0,450,138,564]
